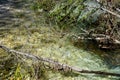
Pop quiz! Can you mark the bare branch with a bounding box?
[101,7,120,18]
[94,0,120,18]
[0,45,120,77]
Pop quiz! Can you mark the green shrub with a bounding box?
[31,0,55,12]
[49,0,102,29]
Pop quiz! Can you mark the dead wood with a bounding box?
[0,45,120,77]
[101,7,120,18]
[94,0,120,18]
[75,33,120,49]
[78,28,120,49]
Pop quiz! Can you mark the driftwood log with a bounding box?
[0,45,120,77]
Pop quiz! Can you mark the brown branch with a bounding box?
[77,28,120,45]
[94,0,120,18]
[0,45,120,77]
[74,33,120,49]
[101,7,120,18]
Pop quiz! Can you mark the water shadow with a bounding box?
[73,40,120,69]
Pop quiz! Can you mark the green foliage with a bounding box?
[31,0,55,12]
[50,0,85,28]
[31,0,102,29]
[49,0,104,29]
[14,63,23,79]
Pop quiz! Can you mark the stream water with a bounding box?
[0,0,120,80]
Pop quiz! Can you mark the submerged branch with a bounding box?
[0,45,120,77]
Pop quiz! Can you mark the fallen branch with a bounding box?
[75,34,120,49]
[78,28,120,49]
[0,45,120,77]
[75,33,120,44]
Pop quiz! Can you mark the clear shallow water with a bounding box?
[0,0,120,80]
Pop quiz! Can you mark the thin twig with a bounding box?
[101,7,120,18]
[94,0,120,18]
[0,45,120,77]
[73,29,120,45]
